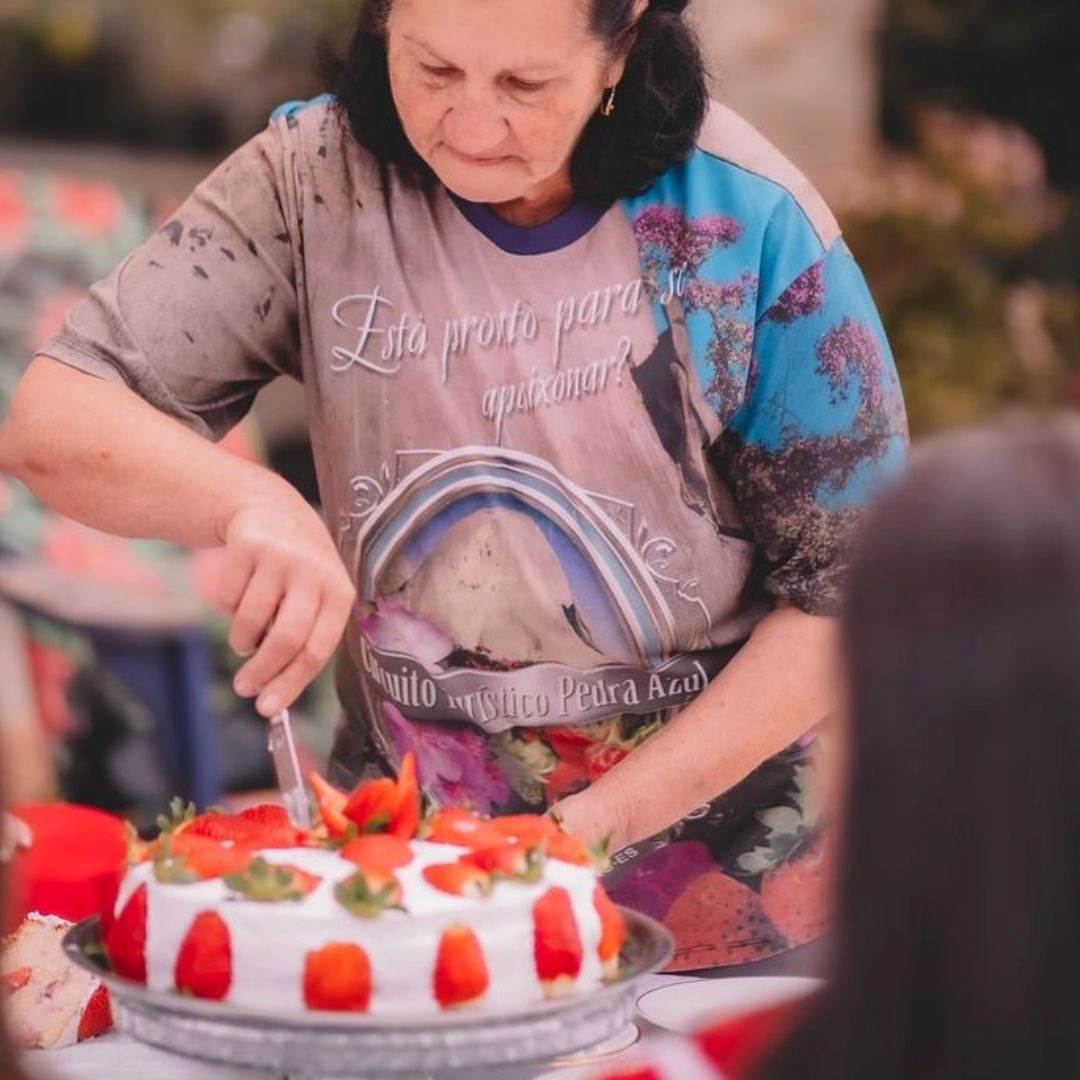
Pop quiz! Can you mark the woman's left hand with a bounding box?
[548,605,841,851]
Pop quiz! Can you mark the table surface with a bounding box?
[27,973,695,1080]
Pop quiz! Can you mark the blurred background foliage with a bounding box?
[0,0,1077,436]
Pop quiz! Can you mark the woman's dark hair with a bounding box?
[324,0,708,201]
[762,413,1080,1080]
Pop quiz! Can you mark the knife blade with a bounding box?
[267,708,312,830]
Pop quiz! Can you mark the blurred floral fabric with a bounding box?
[0,167,255,738]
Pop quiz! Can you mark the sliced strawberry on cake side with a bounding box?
[174,911,232,1001]
[533,886,584,996]
[593,886,627,978]
[433,925,489,1009]
[104,883,147,984]
[303,942,372,1012]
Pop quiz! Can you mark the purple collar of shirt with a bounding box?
[449,192,610,255]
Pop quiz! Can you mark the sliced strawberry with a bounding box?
[182,812,307,850]
[77,984,113,1041]
[1,967,31,995]
[434,925,489,1009]
[124,820,154,867]
[180,813,259,844]
[303,942,372,1012]
[546,831,593,867]
[339,834,414,872]
[237,804,293,827]
[422,862,493,898]
[155,833,256,883]
[391,751,421,839]
[105,884,147,984]
[223,857,322,902]
[175,911,232,1001]
[489,814,559,847]
[460,843,544,883]
[533,887,583,994]
[343,752,421,839]
[335,867,404,918]
[310,772,351,839]
[423,806,505,849]
[593,886,626,977]
[343,778,397,834]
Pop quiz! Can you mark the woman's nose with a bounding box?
[442,87,508,154]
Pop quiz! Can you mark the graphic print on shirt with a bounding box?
[334,264,753,779]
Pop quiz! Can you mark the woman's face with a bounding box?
[386,0,627,212]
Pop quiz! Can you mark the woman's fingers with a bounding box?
[233,583,320,709]
[227,562,286,659]
[253,587,356,717]
[220,491,356,713]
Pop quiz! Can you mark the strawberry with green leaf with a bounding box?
[335,867,405,918]
[223,857,322,902]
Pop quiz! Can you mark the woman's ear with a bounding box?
[604,0,650,86]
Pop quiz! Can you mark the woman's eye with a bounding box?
[507,77,547,94]
[421,64,458,80]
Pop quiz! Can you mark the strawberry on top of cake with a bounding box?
[104,753,626,1016]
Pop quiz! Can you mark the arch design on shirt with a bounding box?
[352,445,676,670]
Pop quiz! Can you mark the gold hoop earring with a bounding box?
[600,86,617,117]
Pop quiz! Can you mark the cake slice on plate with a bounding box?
[2,912,113,1048]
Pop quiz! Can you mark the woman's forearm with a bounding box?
[0,356,356,716]
[0,355,290,546]
[555,605,842,850]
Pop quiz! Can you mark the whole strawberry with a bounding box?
[174,912,232,1001]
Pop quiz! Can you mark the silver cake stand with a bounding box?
[64,910,672,1080]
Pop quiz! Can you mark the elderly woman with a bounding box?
[0,0,907,971]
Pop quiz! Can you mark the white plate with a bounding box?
[635,976,822,1034]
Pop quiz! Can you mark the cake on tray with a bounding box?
[104,752,626,1017]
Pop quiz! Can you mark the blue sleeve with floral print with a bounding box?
[623,133,908,614]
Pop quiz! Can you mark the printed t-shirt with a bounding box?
[40,97,908,969]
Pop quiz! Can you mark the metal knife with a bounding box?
[268,708,313,830]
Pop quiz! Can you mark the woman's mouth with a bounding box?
[443,145,511,167]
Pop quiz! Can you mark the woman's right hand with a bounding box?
[218,490,357,718]
[1,357,357,717]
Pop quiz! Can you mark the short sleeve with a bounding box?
[39,120,300,441]
[713,238,909,615]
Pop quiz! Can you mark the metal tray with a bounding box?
[64,909,672,1079]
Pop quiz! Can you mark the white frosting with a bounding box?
[123,841,606,1016]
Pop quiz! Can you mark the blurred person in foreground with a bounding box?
[590,412,1080,1078]
[0,0,906,970]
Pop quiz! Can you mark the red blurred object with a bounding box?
[6,804,127,932]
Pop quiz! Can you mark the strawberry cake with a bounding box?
[103,753,626,1017]
[3,913,113,1048]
